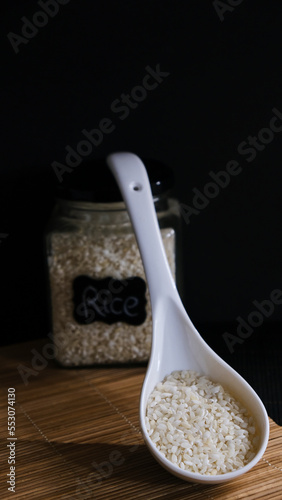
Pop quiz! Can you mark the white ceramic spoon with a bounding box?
[106,152,269,485]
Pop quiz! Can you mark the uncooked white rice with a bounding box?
[146,370,258,475]
[48,228,175,366]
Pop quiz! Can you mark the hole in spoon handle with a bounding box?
[130,182,143,192]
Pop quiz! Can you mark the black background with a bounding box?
[1,1,282,420]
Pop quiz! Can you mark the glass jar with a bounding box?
[45,158,182,366]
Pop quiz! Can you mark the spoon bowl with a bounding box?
[107,152,269,484]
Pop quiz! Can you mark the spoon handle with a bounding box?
[107,152,176,310]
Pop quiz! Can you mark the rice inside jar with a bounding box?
[45,158,182,366]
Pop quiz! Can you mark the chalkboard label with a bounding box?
[73,276,147,325]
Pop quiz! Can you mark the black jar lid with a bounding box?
[55,156,174,203]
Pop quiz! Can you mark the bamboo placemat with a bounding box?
[0,339,281,499]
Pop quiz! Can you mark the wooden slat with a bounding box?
[0,339,281,499]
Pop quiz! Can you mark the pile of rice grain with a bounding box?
[146,370,258,475]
